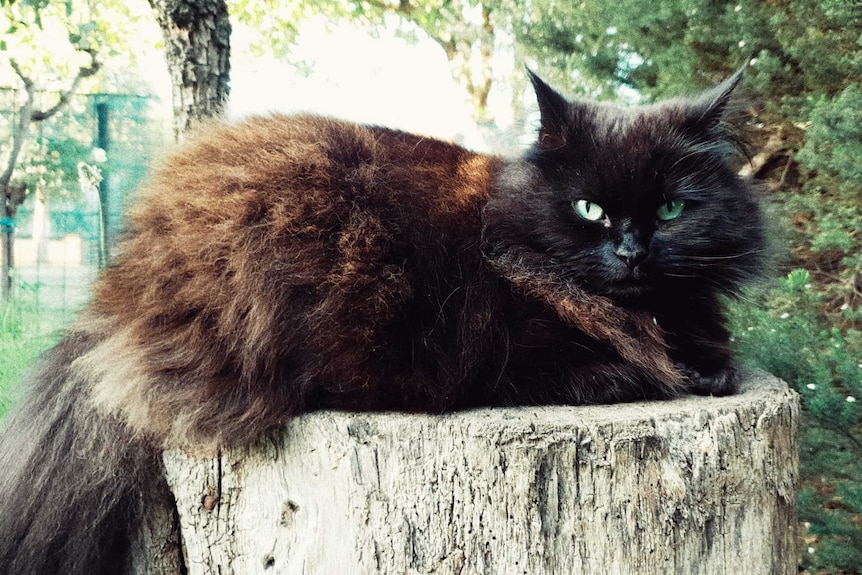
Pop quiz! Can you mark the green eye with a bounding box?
[656,199,685,221]
[573,199,605,222]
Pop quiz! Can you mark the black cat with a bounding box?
[0,69,764,574]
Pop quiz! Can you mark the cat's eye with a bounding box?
[656,199,685,221]
[573,199,605,222]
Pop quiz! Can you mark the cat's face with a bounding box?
[484,70,764,303]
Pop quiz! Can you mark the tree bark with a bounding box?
[126,474,186,575]
[154,370,799,574]
[148,0,231,141]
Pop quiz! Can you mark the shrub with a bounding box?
[730,269,862,572]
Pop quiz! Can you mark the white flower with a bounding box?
[847,396,857,403]
[780,312,790,319]
[806,384,817,390]
[808,547,815,555]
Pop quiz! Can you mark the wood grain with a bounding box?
[160,370,799,575]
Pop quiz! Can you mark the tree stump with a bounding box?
[160,370,799,574]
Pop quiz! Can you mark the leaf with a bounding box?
[781,269,812,292]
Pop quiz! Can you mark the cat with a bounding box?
[0,68,764,574]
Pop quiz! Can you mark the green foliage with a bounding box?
[1,0,96,73]
[1,0,163,94]
[0,284,65,418]
[797,84,862,187]
[783,84,862,331]
[515,0,862,114]
[730,271,862,573]
[230,0,308,59]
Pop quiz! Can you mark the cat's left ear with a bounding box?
[682,65,745,134]
[527,68,570,150]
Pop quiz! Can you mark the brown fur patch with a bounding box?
[490,257,685,391]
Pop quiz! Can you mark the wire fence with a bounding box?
[1,87,169,321]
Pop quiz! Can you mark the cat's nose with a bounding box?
[615,244,647,269]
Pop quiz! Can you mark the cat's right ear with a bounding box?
[682,65,746,136]
[527,68,569,150]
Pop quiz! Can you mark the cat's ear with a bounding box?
[682,66,745,135]
[527,68,570,150]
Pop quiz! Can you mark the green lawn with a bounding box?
[0,291,75,419]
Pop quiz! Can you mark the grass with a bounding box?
[0,283,75,418]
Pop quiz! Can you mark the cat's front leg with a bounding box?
[670,335,740,396]
[678,362,740,396]
[655,298,740,396]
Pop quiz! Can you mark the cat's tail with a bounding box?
[0,330,165,575]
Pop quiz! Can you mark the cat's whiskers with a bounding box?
[661,271,699,278]
[683,248,767,261]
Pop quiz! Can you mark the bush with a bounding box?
[789,84,862,326]
[730,269,862,573]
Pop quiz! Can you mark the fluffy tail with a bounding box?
[0,331,165,575]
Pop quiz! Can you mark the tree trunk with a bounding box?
[153,370,799,574]
[1,182,27,300]
[140,1,232,564]
[126,475,186,575]
[148,0,231,141]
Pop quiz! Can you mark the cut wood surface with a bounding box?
[160,369,799,575]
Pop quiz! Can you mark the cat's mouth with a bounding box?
[606,280,651,300]
[603,269,653,300]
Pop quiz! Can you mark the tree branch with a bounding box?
[30,48,101,122]
[2,48,101,204]
[0,60,35,194]
[9,59,33,90]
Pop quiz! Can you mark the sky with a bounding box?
[128,11,532,154]
[226,18,486,149]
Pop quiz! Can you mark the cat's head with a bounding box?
[483,68,765,303]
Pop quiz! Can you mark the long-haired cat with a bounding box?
[0,69,763,574]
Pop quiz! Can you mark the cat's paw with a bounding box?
[682,364,740,396]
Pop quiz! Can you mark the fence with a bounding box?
[1,87,169,318]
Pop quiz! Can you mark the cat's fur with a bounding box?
[0,70,763,574]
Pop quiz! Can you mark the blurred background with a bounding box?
[1,0,860,572]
